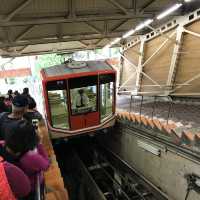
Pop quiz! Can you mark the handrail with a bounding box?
[35,174,44,200]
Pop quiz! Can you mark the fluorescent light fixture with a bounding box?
[135,19,153,31]
[137,140,161,156]
[157,3,182,20]
[122,29,136,38]
[110,37,121,45]
[184,0,192,2]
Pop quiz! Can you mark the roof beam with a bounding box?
[85,22,102,34]
[105,0,129,15]
[111,19,129,32]
[0,32,124,48]
[68,0,76,18]
[4,0,33,22]
[104,21,108,36]
[0,13,153,27]
[56,24,63,40]
[139,0,157,12]
[15,25,36,42]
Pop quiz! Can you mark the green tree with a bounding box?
[35,54,64,76]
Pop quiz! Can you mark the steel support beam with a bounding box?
[111,19,129,32]
[136,36,145,91]
[183,28,200,38]
[4,0,33,22]
[0,13,153,27]
[85,22,102,34]
[141,31,176,68]
[104,21,108,36]
[68,0,76,18]
[0,32,124,48]
[56,24,63,40]
[105,0,129,15]
[166,26,183,94]
[15,25,36,42]
[170,72,200,94]
[120,53,162,87]
[139,0,157,12]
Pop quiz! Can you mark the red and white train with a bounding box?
[41,60,116,139]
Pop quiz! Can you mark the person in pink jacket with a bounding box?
[0,156,31,199]
[0,120,50,196]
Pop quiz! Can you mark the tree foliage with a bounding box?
[35,54,64,73]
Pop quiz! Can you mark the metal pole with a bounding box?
[36,175,41,200]
[139,95,144,122]
[129,95,133,113]
[151,96,156,120]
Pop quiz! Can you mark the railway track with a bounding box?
[54,138,168,200]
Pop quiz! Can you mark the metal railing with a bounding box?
[129,95,174,125]
[35,175,44,200]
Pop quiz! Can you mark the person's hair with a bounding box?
[14,90,20,96]
[28,97,36,109]
[7,89,13,95]
[23,88,29,95]
[78,89,84,95]
[5,120,39,155]
[12,104,26,113]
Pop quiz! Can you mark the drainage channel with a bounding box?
[53,138,168,200]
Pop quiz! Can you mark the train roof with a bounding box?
[41,60,114,80]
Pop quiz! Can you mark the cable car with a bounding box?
[41,60,116,139]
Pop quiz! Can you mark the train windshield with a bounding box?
[100,74,115,121]
[69,76,98,115]
[47,80,69,129]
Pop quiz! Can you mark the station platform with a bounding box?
[38,123,69,200]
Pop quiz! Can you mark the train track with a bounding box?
[54,138,168,200]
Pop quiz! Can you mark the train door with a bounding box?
[68,75,99,130]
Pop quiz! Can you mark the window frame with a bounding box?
[46,80,70,130]
[68,75,98,116]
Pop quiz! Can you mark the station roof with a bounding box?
[0,0,199,57]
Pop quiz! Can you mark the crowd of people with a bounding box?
[0,88,50,200]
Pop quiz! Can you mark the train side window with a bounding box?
[47,80,69,129]
[100,74,115,121]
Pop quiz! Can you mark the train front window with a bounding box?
[47,81,69,129]
[69,76,97,115]
[100,74,115,121]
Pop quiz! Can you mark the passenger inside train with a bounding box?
[72,87,96,114]
[0,88,50,200]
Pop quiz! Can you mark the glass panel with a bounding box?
[100,82,114,121]
[70,86,97,115]
[48,90,69,129]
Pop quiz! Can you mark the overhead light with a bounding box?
[122,29,136,38]
[110,37,121,45]
[157,3,182,20]
[184,0,192,2]
[135,19,154,31]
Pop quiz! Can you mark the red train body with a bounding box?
[41,60,116,139]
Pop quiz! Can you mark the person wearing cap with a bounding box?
[0,94,28,140]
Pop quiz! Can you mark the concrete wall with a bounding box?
[99,126,200,200]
